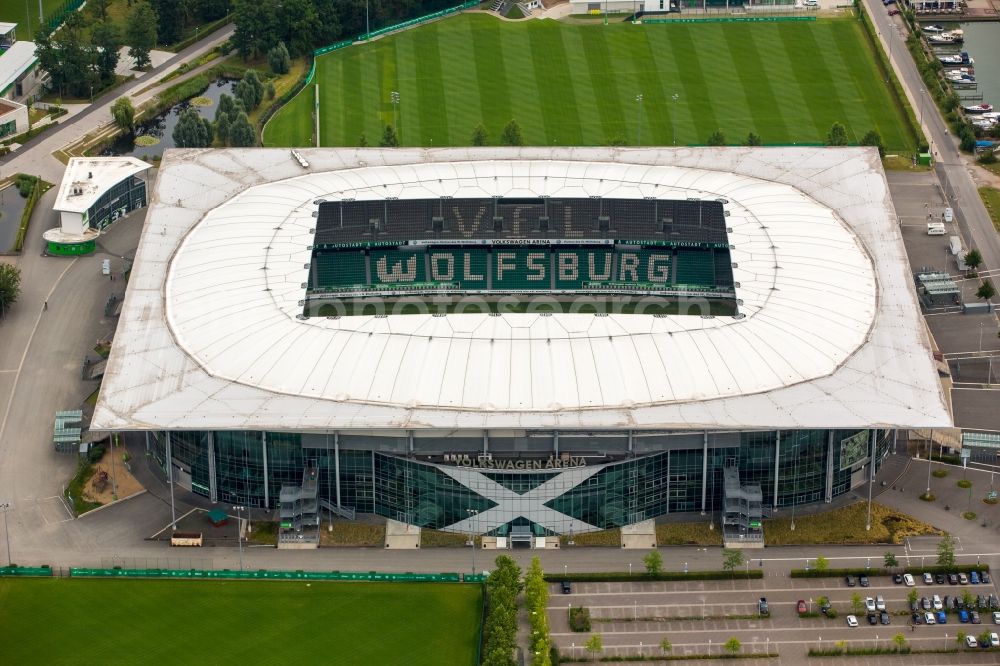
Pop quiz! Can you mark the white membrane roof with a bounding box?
[92,147,951,432]
[54,157,151,214]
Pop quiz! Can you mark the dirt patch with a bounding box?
[81,443,144,504]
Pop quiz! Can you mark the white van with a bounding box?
[949,235,962,255]
[805,0,819,6]
[944,207,954,223]
[927,223,946,236]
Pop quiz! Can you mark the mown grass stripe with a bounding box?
[626,29,672,146]
[500,22,544,144]
[778,23,851,143]
[409,23,449,146]
[694,25,755,142]
[641,27,689,146]
[438,18,483,145]
[469,16,511,142]
[336,52,364,146]
[579,25,627,144]
[722,26,787,144]
[528,22,583,145]
[666,26,720,144]
[747,26,815,144]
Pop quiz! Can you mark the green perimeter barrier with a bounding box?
[644,15,816,23]
[0,566,53,577]
[70,567,464,582]
[464,573,488,583]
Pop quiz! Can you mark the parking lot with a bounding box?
[549,573,1000,664]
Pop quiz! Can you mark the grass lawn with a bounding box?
[979,186,1000,232]
[264,14,915,151]
[0,578,482,665]
[0,0,63,31]
[765,501,941,545]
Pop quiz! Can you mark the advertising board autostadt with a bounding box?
[442,454,589,470]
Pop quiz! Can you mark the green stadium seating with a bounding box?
[492,248,549,291]
[674,249,716,287]
[427,249,488,290]
[555,249,613,289]
[370,249,426,285]
[713,250,735,286]
[313,251,367,289]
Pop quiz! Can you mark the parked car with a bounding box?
[936,573,947,585]
[876,596,886,611]
[990,594,999,609]
[972,611,981,624]
[921,597,932,610]
[868,613,878,625]
[972,571,981,584]
[859,575,870,588]
[924,572,934,585]
[952,597,961,610]
[888,7,900,15]
[949,573,959,585]
[960,609,970,623]
[797,600,808,614]
[879,611,890,625]
[993,610,1000,624]
[910,598,920,612]
[821,601,832,615]
[759,597,768,615]
[845,574,856,587]
[957,596,966,609]
[944,595,952,609]
[866,597,877,613]
[990,632,999,647]
[982,572,991,584]
[966,635,979,648]
[912,611,924,624]
[977,594,985,609]
[937,610,948,624]
[925,612,937,625]
[903,573,915,587]
[893,573,902,584]
[933,595,943,610]
[847,615,859,627]
[561,581,572,594]
[960,573,970,584]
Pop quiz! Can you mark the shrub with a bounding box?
[569,606,592,632]
[87,442,106,464]
[546,570,762,583]
[15,174,37,198]
[957,479,972,489]
[963,511,977,521]
[932,469,948,478]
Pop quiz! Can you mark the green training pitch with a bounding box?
[0,1,63,29]
[264,14,915,151]
[0,578,483,665]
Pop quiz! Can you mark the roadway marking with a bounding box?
[0,259,77,451]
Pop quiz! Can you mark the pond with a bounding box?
[958,23,1000,114]
[103,79,237,159]
[0,184,29,253]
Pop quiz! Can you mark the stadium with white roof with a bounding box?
[92,146,951,542]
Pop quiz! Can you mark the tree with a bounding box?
[860,129,885,157]
[884,552,898,568]
[937,533,956,567]
[826,122,849,146]
[584,634,603,661]
[234,70,264,112]
[358,133,369,147]
[721,548,743,575]
[956,630,967,646]
[214,94,243,145]
[33,13,97,99]
[126,0,158,70]
[228,111,255,147]
[659,638,672,654]
[172,108,213,148]
[850,592,863,614]
[907,588,919,607]
[707,130,726,146]
[379,124,399,148]
[962,589,975,608]
[976,279,996,303]
[266,81,276,100]
[724,637,741,655]
[892,633,907,653]
[643,549,662,575]
[268,41,291,75]
[745,131,762,146]
[814,556,829,573]
[471,124,488,146]
[233,0,277,60]
[0,263,21,318]
[111,97,136,135]
[91,19,121,86]
[817,595,829,609]
[964,249,983,273]
[152,0,183,45]
[500,119,523,147]
[88,0,112,20]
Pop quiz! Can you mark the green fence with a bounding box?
[69,567,472,582]
[0,566,54,577]
[644,15,816,23]
[45,0,86,32]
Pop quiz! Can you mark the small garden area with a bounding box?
[765,502,940,545]
[319,521,385,547]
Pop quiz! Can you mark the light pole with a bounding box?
[980,321,984,353]
[629,562,632,576]
[635,94,643,146]
[670,93,680,146]
[390,90,400,141]
[233,505,245,572]
[0,502,10,567]
[466,508,478,574]
[366,0,370,40]
[684,561,688,574]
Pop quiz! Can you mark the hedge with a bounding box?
[545,570,763,583]
[791,564,990,578]
[12,175,47,253]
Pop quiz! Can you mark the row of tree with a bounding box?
[524,558,552,666]
[232,0,458,60]
[482,555,520,666]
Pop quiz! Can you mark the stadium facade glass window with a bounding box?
[155,428,892,532]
